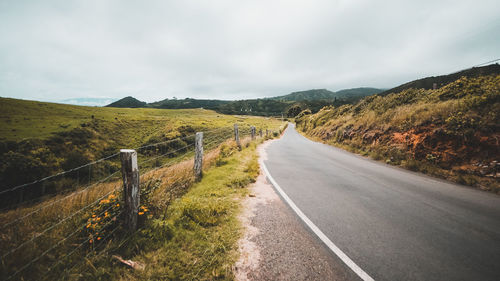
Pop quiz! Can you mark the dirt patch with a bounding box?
[234,140,279,281]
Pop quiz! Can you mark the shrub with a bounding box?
[180,197,228,227]
[62,150,90,170]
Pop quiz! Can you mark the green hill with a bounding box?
[296,72,500,192]
[148,98,230,109]
[271,89,336,101]
[105,87,383,117]
[335,87,384,98]
[105,96,147,108]
[271,88,382,101]
[216,99,290,116]
[379,63,500,96]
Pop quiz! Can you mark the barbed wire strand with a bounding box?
[140,149,196,176]
[9,205,122,281]
[2,185,121,259]
[133,132,197,151]
[1,170,121,230]
[0,152,120,196]
[41,210,124,281]
[62,221,137,279]
[0,126,235,197]
[133,125,232,152]
[138,143,193,166]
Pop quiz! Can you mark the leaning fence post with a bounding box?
[120,149,140,232]
[251,126,256,140]
[234,124,241,149]
[194,132,203,180]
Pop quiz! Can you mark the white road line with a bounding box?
[260,159,375,281]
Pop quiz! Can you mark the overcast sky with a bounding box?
[0,0,499,104]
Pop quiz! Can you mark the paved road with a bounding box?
[264,123,500,281]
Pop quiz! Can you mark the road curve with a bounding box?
[263,123,500,281]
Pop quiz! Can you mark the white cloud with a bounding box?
[0,0,499,103]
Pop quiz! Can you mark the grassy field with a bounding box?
[0,97,283,207]
[0,96,286,280]
[0,97,281,143]
[296,74,500,192]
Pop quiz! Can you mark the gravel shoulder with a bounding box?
[234,140,359,281]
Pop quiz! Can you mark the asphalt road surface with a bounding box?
[264,123,500,281]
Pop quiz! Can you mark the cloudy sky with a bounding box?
[0,0,499,104]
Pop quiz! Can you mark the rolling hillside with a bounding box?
[0,97,282,206]
[296,71,500,192]
[379,63,500,95]
[270,88,382,101]
[148,98,230,109]
[106,87,382,117]
[106,96,147,108]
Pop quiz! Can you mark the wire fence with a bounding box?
[0,125,243,209]
[0,123,281,280]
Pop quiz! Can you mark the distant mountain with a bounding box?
[106,96,147,108]
[271,89,336,101]
[105,87,383,116]
[271,88,382,101]
[216,99,290,116]
[60,98,117,106]
[148,98,230,109]
[380,63,500,96]
[334,87,384,98]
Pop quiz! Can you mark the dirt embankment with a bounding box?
[296,74,500,192]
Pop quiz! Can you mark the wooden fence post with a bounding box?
[234,124,241,149]
[194,132,203,180]
[266,129,269,138]
[259,129,263,138]
[120,149,140,232]
[251,126,256,140]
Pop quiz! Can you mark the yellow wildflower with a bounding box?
[138,212,144,215]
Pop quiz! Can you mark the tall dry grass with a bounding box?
[0,131,264,280]
[0,138,236,280]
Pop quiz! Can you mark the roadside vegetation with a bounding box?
[0,96,287,280]
[84,138,261,280]
[296,74,500,193]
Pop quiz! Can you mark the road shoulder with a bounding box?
[234,141,359,281]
